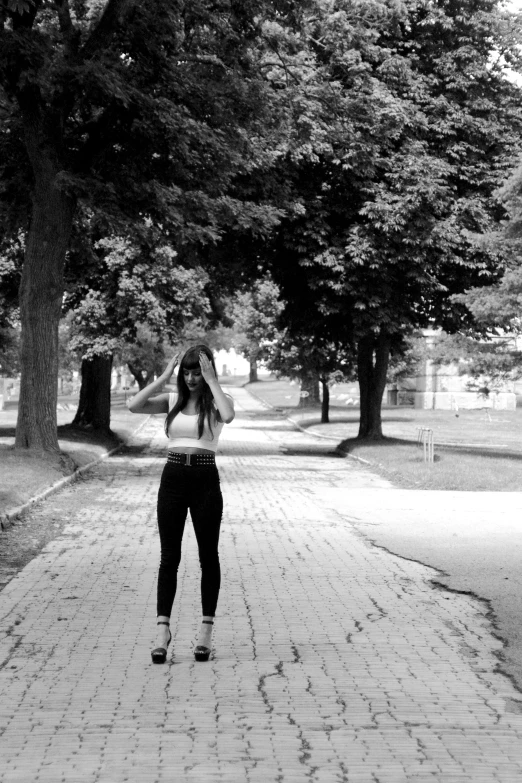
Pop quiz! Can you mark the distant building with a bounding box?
[411,330,516,411]
[214,348,251,377]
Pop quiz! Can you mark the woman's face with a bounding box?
[183,366,203,393]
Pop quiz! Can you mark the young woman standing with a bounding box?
[128,345,235,663]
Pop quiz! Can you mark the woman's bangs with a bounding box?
[180,351,200,370]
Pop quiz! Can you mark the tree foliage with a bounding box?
[267,330,357,419]
[256,0,522,437]
[454,264,522,333]
[0,0,287,451]
[428,331,522,394]
[3,0,522,449]
[230,274,284,382]
[65,230,211,359]
[119,325,172,390]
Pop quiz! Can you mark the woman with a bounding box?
[128,345,235,663]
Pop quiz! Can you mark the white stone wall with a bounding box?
[415,391,516,411]
[414,329,518,409]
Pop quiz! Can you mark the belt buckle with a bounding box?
[185,453,192,467]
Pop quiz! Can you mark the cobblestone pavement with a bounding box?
[1,387,522,783]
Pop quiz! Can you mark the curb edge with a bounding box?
[0,415,151,531]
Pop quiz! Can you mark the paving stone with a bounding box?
[0,388,522,782]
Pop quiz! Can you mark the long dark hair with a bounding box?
[164,345,219,439]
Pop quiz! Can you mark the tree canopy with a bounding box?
[247,0,522,437]
[0,0,287,452]
[2,0,522,450]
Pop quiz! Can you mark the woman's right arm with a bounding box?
[127,354,180,414]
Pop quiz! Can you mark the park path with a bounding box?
[1,387,522,782]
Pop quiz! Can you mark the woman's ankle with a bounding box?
[156,616,170,641]
[198,616,214,647]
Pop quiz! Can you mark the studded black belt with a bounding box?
[167,452,216,467]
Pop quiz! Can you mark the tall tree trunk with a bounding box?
[320,377,330,423]
[15,183,75,452]
[72,355,113,432]
[357,331,390,440]
[298,368,320,408]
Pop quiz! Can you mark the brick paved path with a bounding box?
[1,387,522,782]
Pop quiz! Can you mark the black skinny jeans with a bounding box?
[156,461,223,618]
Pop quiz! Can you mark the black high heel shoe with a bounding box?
[151,620,171,664]
[194,619,213,662]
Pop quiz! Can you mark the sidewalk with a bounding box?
[1,387,522,782]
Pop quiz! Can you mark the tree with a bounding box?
[250,0,412,427]
[65,230,211,430]
[121,327,170,391]
[345,0,522,437]
[267,330,356,422]
[1,0,283,453]
[261,0,522,439]
[231,275,284,383]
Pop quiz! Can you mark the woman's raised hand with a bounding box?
[199,352,217,384]
[163,352,181,382]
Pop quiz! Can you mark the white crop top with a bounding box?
[167,393,224,453]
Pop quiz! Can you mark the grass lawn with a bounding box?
[247,378,522,492]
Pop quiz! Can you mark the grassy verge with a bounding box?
[247,378,522,492]
[339,438,522,492]
[0,392,146,516]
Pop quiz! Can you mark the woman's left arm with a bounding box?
[199,353,235,423]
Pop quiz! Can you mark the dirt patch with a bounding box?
[0,408,152,594]
[0,403,144,519]
[0,428,120,516]
[0,500,72,591]
[0,447,70,512]
[0,461,113,592]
